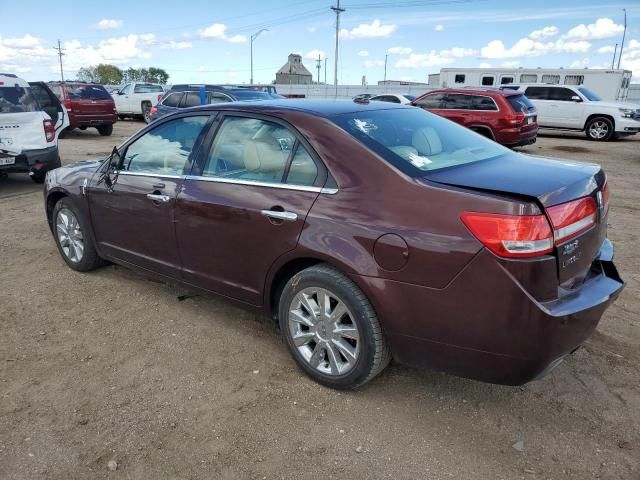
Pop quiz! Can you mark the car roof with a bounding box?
[179,99,413,117]
[504,83,577,87]
[427,87,520,96]
[0,73,29,88]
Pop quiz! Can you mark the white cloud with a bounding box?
[387,46,412,55]
[357,50,369,57]
[93,19,123,31]
[434,24,444,32]
[0,63,31,73]
[2,34,41,49]
[307,26,317,33]
[139,33,156,45]
[305,49,326,60]
[198,23,246,43]
[597,45,616,54]
[501,60,521,68]
[529,26,558,40]
[163,41,192,50]
[564,18,624,41]
[340,20,396,40]
[620,39,640,80]
[479,62,492,68]
[556,39,591,53]
[481,37,590,59]
[569,58,590,68]
[395,47,474,68]
[364,59,385,68]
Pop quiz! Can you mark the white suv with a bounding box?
[503,84,640,141]
[0,73,64,182]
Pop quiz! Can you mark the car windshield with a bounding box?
[67,84,112,100]
[331,107,507,175]
[577,87,602,101]
[0,86,39,113]
[230,90,276,101]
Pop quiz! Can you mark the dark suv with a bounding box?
[149,85,279,122]
[413,88,538,147]
[48,82,117,136]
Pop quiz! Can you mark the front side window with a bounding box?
[415,93,444,109]
[577,88,601,101]
[119,84,131,95]
[331,108,506,175]
[0,86,38,113]
[203,117,296,183]
[122,116,209,175]
[549,87,576,101]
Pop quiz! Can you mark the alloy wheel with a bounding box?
[56,208,84,263]
[288,287,360,376]
[589,121,609,139]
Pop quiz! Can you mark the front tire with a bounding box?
[278,264,391,389]
[97,124,113,136]
[585,117,614,141]
[52,197,104,272]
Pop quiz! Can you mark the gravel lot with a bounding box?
[1,120,639,480]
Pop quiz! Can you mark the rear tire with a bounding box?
[97,124,113,136]
[52,197,104,272]
[142,103,152,124]
[278,264,391,389]
[585,117,614,141]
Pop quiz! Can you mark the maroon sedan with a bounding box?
[43,100,623,389]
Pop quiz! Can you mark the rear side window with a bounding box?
[524,87,550,100]
[0,86,38,113]
[415,93,444,109]
[162,92,182,108]
[67,84,112,100]
[443,94,473,110]
[507,95,535,113]
[134,84,164,94]
[472,96,498,111]
[208,92,233,104]
[181,92,201,108]
[331,108,506,175]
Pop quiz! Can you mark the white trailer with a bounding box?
[436,68,633,101]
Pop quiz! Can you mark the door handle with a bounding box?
[152,183,165,189]
[261,210,297,222]
[146,193,171,203]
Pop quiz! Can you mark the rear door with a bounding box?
[523,87,553,126]
[89,114,211,277]
[29,82,68,139]
[441,93,474,125]
[175,113,326,305]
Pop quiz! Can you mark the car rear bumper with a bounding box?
[69,113,117,128]
[497,126,539,146]
[353,239,623,385]
[0,145,59,175]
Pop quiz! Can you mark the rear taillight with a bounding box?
[43,120,55,142]
[460,212,553,258]
[546,196,596,243]
[63,100,72,112]
[504,113,525,126]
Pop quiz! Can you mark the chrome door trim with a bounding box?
[261,210,298,222]
[146,193,171,202]
[184,174,338,194]
[117,171,184,179]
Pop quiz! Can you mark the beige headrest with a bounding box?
[243,140,287,173]
[412,127,442,156]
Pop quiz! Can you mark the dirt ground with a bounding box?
[1,120,639,480]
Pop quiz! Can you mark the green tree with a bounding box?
[146,67,169,84]
[94,64,123,85]
[122,66,169,84]
[76,66,96,82]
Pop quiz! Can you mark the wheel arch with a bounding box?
[46,189,69,230]
[584,113,615,131]
[469,125,495,140]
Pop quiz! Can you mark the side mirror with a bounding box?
[571,95,582,102]
[99,146,122,191]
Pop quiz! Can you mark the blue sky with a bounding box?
[1,0,638,84]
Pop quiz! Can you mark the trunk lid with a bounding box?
[66,84,115,115]
[426,152,608,286]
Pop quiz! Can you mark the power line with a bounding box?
[53,40,65,82]
[331,0,345,95]
[617,8,627,70]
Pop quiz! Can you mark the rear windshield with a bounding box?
[0,86,39,113]
[331,107,507,176]
[507,94,535,113]
[134,84,164,93]
[404,94,416,101]
[229,90,274,101]
[67,84,112,100]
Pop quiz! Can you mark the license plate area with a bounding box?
[0,156,16,165]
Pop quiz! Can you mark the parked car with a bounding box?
[113,82,164,123]
[353,93,376,102]
[501,84,640,141]
[43,100,623,389]
[0,73,61,183]
[48,82,117,137]
[369,93,416,104]
[28,82,70,140]
[149,85,280,122]
[412,88,538,147]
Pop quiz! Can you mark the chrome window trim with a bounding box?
[184,174,338,194]
[117,171,184,179]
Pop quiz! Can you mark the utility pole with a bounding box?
[384,54,388,83]
[316,54,322,84]
[54,39,65,82]
[331,0,345,96]
[612,43,618,69]
[617,8,626,69]
[250,29,268,84]
[324,58,328,84]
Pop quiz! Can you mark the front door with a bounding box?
[89,114,210,278]
[175,114,326,305]
[547,87,585,128]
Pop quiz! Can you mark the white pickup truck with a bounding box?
[113,82,165,123]
[504,84,640,141]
